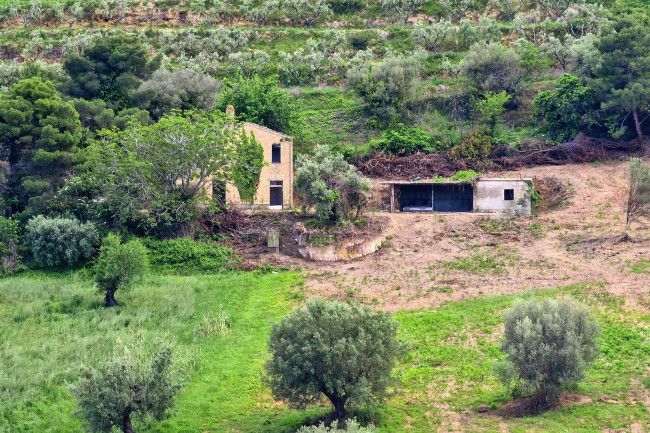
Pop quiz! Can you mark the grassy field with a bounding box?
[1,272,648,432]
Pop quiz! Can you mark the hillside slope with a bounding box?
[294,161,650,312]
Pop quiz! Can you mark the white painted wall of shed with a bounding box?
[473,179,532,215]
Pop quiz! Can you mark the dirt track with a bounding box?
[283,161,650,312]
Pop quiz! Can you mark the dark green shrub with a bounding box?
[328,0,365,15]
[497,298,601,406]
[348,31,373,50]
[369,126,438,155]
[266,298,407,420]
[144,238,239,274]
[25,215,99,267]
[95,233,148,307]
[73,347,181,433]
[215,75,301,136]
[449,128,493,160]
[533,74,597,143]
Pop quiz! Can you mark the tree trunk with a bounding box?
[104,289,119,307]
[331,398,346,420]
[632,107,644,147]
[122,413,134,433]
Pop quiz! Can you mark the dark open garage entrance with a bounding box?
[399,184,433,211]
[386,181,474,212]
[432,183,473,212]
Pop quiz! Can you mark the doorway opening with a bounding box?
[270,180,283,209]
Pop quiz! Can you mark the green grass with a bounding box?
[0,271,325,433]
[2,274,649,432]
[377,284,650,432]
[629,255,650,274]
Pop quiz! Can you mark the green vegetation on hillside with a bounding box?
[1,273,648,432]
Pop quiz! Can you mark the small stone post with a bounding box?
[267,229,280,254]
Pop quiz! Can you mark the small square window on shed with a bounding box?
[504,189,515,201]
[271,144,281,163]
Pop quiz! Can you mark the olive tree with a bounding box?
[463,42,523,97]
[347,51,424,119]
[294,145,371,223]
[26,216,99,268]
[381,0,422,25]
[73,347,181,433]
[284,0,331,28]
[136,67,222,119]
[489,0,525,21]
[498,298,600,406]
[439,0,475,23]
[242,0,280,26]
[625,158,650,228]
[266,298,407,420]
[95,233,148,307]
[412,20,454,53]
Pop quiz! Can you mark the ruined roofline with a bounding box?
[243,122,292,140]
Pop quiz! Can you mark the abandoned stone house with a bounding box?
[208,108,294,210]
[381,178,532,215]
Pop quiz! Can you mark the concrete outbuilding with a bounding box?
[381,178,532,215]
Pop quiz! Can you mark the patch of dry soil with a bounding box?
[280,162,650,312]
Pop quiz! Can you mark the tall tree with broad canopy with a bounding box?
[266,299,407,420]
[63,34,161,109]
[533,73,597,142]
[593,18,650,147]
[84,110,263,237]
[215,75,301,136]
[0,77,82,218]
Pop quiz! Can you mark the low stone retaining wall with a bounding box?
[297,234,385,262]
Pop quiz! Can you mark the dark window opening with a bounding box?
[272,144,281,163]
[212,180,226,205]
[270,180,283,207]
[504,189,514,201]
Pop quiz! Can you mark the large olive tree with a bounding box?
[294,145,371,223]
[266,299,407,420]
[498,298,600,406]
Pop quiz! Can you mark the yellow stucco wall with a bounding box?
[211,122,294,209]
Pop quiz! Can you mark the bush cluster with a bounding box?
[449,127,493,160]
[369,126,438,155]
[143,238,239,273]
[25,216,99,267]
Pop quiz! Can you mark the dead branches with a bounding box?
[355,135,640,180]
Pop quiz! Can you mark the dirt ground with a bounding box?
[278,161,650,312]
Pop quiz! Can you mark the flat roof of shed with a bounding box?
[379,178,532,186]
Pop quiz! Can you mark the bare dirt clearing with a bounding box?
[283,161,650,312]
